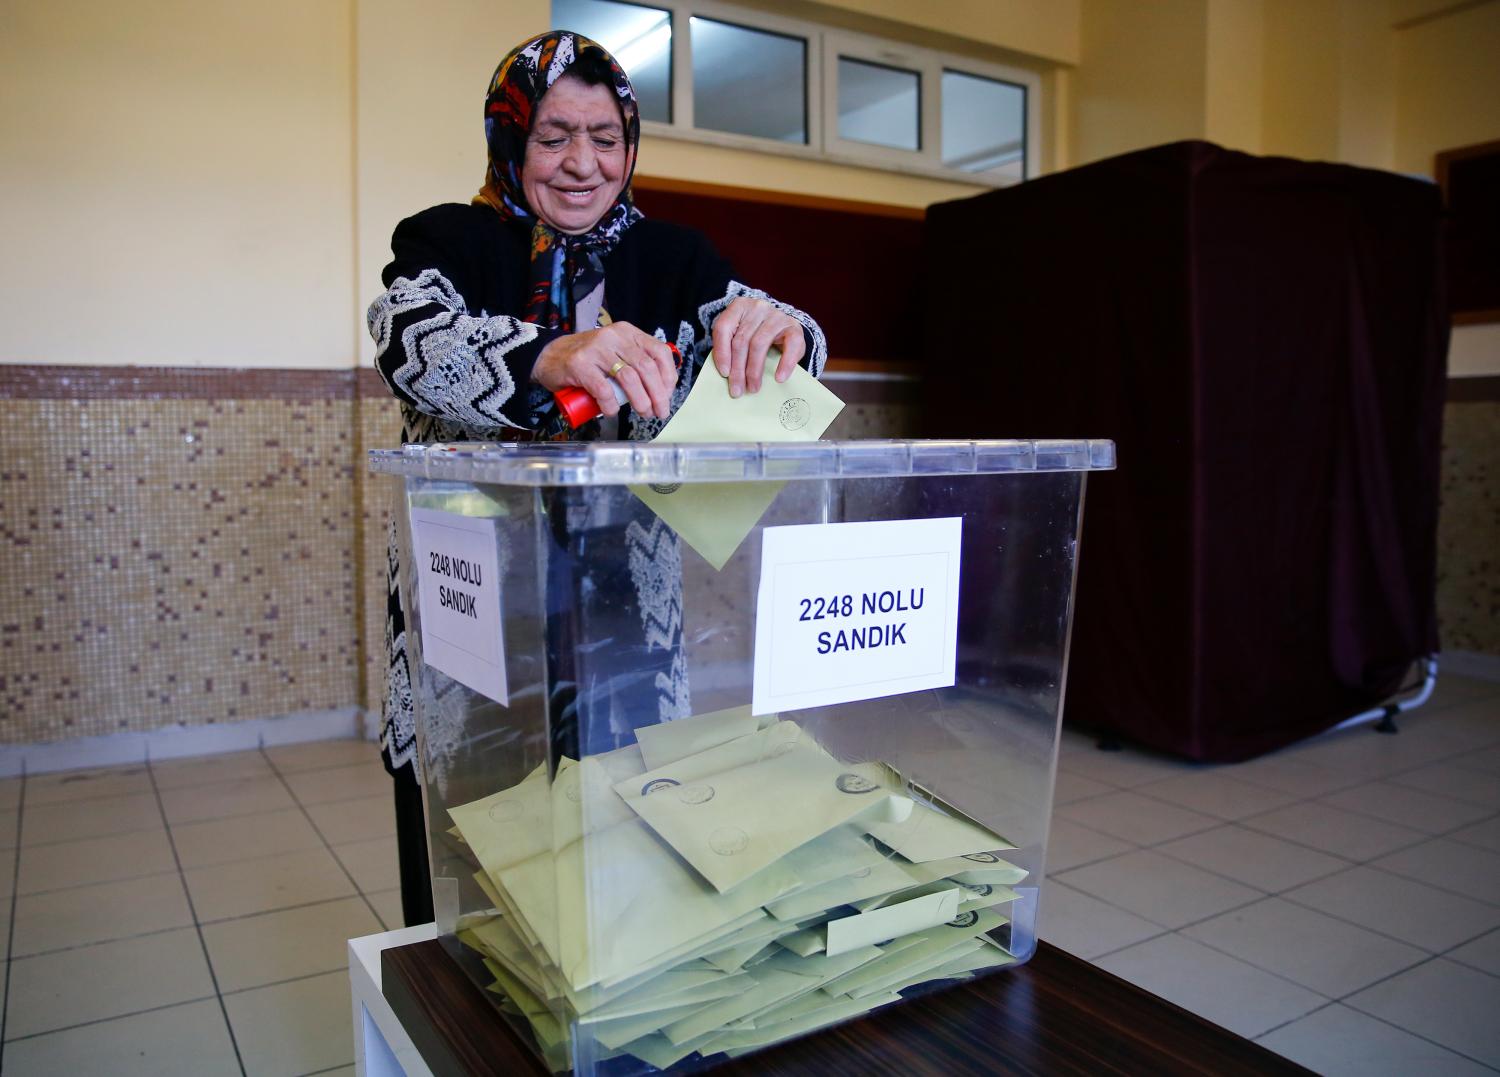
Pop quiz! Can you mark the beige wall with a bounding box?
[1334,0,1397,168]
[1396,0,1500,378]
[0,0,356,369]
[1258,0,1397,170]
[1071,0,1209,167]
[354,0,552,367]
[1204,0,1265,153]
[1261,1,1356,165]
[814,0,1080,63]
[4,0,1497,372]
[1394,0,1500,174]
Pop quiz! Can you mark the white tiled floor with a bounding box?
[1040,674,1500,1074]
[0,738,394,1076]
[0,677,1496,1074]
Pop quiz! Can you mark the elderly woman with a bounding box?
[368,31,827,925]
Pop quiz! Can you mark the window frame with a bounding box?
[661,0,825,160]
[564,0,1044,186]
[937,65,1035,182]
[821,37,931,169]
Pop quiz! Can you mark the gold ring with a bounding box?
[609,359,627,377]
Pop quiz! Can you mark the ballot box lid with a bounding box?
[367,439,1116,486]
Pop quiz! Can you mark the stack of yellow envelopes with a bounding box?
[447,705,1027,1071]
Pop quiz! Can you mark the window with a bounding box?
[837,58,920,152]
[690,18,807,143]
[553,0,674,123]
[549,0,1043,185]
[941,70,1026,181]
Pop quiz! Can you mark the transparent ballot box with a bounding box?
[369,438,1115,1074]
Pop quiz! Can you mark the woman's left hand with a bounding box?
[711,297,806,398]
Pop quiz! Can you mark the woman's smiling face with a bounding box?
[521,74,630,234]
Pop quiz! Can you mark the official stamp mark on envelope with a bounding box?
[710,827,749,856]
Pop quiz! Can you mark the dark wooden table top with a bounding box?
[382,938,1312,1076]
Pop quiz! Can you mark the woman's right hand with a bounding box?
[532,322,678,419]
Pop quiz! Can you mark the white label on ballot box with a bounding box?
[410,508,507,706]
[752,517,962,715]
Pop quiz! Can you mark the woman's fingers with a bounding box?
[646,340,678,416]
[773,323,804,383]
[712,302,742,380]
[611,360,653,417]
[577,360,622,417]
[620,327,677,417]
[534,324,681,420]
[601,324,679,418]
[710,298,804,396]
[745,315,783,394]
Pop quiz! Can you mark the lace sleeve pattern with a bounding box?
[368,268,545,434]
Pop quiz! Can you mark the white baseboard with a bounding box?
[1441,649,1500,683]
[0,706,377,778]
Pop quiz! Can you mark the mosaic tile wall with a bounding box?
[0,384,361,743]
[1436,399,1500,655]
[360,386,403,717]
[0,364,1492,748]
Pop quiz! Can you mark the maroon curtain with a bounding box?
[631,186,923,363]
[920,141,1448,762]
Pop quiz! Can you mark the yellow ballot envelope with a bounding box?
[444,709,1030,1070]
[630,353,845,570]
[614,720,911,893]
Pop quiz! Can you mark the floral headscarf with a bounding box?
[475,31,643,333]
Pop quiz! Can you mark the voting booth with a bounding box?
[370,437,1114,1074]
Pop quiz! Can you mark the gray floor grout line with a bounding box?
[197,892,377,929]
[0,993,221,1047]
[181,837,378,876]
[145,760,249,1077]
[1050,726,1500,1062]
[1274,886,1500,952]
[1061,705,1500,797]
[1060,776,1478,887]
[1052,725,1500,1066]
[1349,839,1500,910]
[1057,806,1500,968]
[1156,807,1500,909]
[1148,841,1353,898]
[297,1062,358,1077]
[1062,927,1172,965]
[1428,943,1500,983]
[4,889,393,963]
[16,789,387,851]
[8,922,200,963]
[1326,953,1500,1070]
[1122,736,1500,822]
[11,710,1498,1067]
[1174,909,1428,997]
[1074,905,1352,1027]
[1249,998,1340,1043]
[19,823,171,852]
[12,865,184,901]
[16,808,392,873]
[1053,830,1277,898]
[1434,828,1500,858]
[1056,927,1499,1068]
[10,746,379,801]
[260,748,390,934]
[0,775,30,1070]
[218,965,354,999]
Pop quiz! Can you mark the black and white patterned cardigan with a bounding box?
[367,203,827,776]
